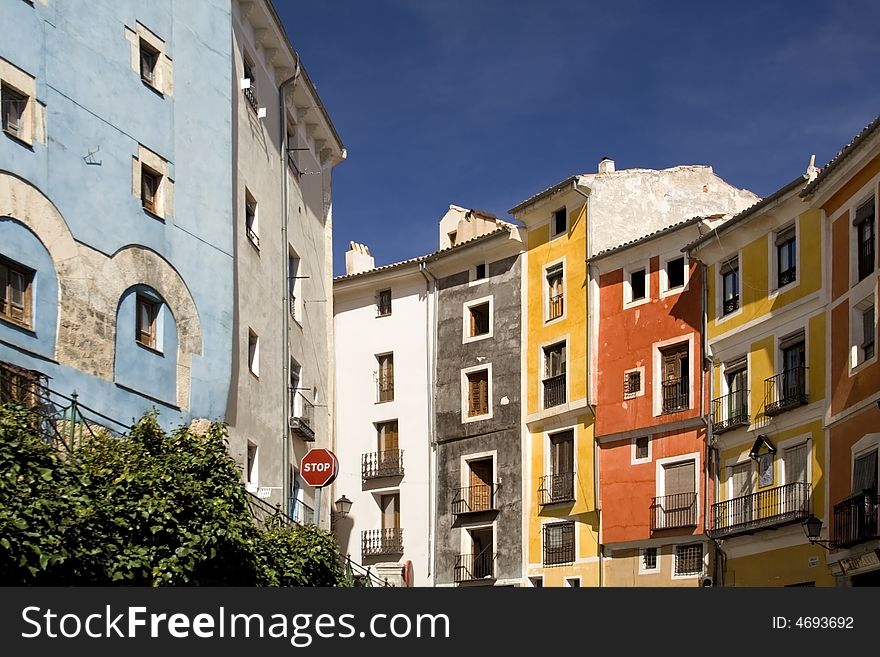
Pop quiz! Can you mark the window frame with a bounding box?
[854,195,876,283]
[541,340,567,409]
[376,352,394,403]
[462,295,494,343]
[461,363,492,423]
[542,520,576,566]
[247,328,260,378]
[623,366,644,400]
[1,83,28,141]
[135,293,161,351]
[139,38,160,88]
[376,289,392,317]
[639,546,659,574]
[770,222,798,293]
[544,259,566,323]
[851,295,876,372]
[0,256,35,329]
[673,543,704,578]
[719,255,741,318]
[550,206,568,239]
[140,164,161,216]
[623,260,650,308]
[245,189,259,250]
[631,435,651,465]
[660,253,690,298]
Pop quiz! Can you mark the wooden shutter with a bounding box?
[381,494,399,530]
[731,462,754,497]
[551,432,574,475]
[783,443,808,484]
[378,421,398,452]
[664,461,695,495]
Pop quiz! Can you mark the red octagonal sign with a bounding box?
[300,448,339,488]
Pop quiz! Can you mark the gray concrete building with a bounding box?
[428,217,526,587]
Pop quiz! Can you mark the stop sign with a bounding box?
[300,448,339,487]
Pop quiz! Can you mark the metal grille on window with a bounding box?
[674,543,703,576]
[543,521,575,565]
[642,547,657,570]
[624,370,641,397]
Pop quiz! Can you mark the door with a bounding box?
[661,345,688,411]
[550,431,574,501]
[730,462,754,527]
[468,459,493,511]
[377,421,399,472]
[661,461,695,528]
[469,527,494,579]
[380,493,399,530]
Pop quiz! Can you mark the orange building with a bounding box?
[592,218,715,586]
[800,116,880,585]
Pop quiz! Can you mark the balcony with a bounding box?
[543,373,566,409]
[651,492,697,531]
[548,294,564,320]
[661,376,689,413]
[707,481,810,539]
[778,266,796,287]
[858,237,875,281]
[453,552,496,583]
[361,528,404,557]
[833,489,879,549]
[539,472,575,505]
[362,449,404,480]
[290,499,316,526]
[711,390,750,434]
[723,294,740,315]
[764,366,807,416]
[376,374,394,403]
[243,84,259,114]
[289,390,315,441]
[451,484,495,515]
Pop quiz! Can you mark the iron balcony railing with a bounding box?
[290,498,316,526]
[833,489,879,549]
[539,471,575,505]
[707,481,810,539]
[858,237,875,281]
[362,449,404,480]
[764,366,808,416]
[361,528,404,557]
[778,265,797,287]
[651,492,698,531]
[723,294,740,315]
[451,484,495,515]
[548,294,564,320]
[661,376,689,413]
[246,224,260,249]
[543,373,566,408]
[243,84,259,114]
[711,390,750,434]
[376,372,394,403]
[453,551,496,583]
[289,389,315,441]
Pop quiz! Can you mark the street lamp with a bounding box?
[334,494,353,518]
[802,514,833,550]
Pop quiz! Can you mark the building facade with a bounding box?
[1,0,234,430]
[593,219,714,586]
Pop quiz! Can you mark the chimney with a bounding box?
[598,156,615,174]
[345,241,375,275]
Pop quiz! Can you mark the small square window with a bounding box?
[630,268,646,301]
[624,370,642,398]
[552,208,567,237]
[674,543,703,576]
[141,166,160,215]
[635,436,649,460]
[1,84,27,139]
[248,329,259,377]
[377,289,392,317]
[641,547,658,571]
[475,263,486,280]
[139,39,159,86]
[565,577,580,588]
[135,294,159,349]
[468,302,490,338]
[529,577,543,588]
[666,257,686,289]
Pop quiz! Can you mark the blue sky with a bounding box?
[276,0,880,275]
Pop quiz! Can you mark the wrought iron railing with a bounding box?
[778,265,796,287]
[764,366,808,416]
[543,373,566,408]
[833,489,879,548]
[288,389,315,441]
[362,449,404,479]
[453,551,496,582]
[857,237,875,281]
[341,553,392,587]
[542,522,575,566]
[661,376,689,413]
[548,294,564,320]
[290,498,316,526]
[243,84,259,114]
[451,484,494,515]
[651,492,697,531]
[723,294,740,315]
[539,471,575,505]
[362,528,404,557]
[707,481,810,538]
[246,224,260,249]
[711,390,749,434]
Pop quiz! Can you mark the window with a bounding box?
[660,343,689,413]
[288,254,301,321]
[376,289,392,317]
[543,342,566,408]
[666,257,686,290]
[630,267,646,302]
[855,198,875,282]
[635,436,649,461]
[717,358,749,431]
[467,300,490,339]
[0,257,34,328]
[776,225,797,288]
[862,305,875,361]
[141,166,160,215]
[1,83,27,139]
[544,430,575,503]
[624,369,642,399]
[247,329,259,377]
[853,300,875,367]
[546,263,564,321]
[245,190,259,249]
[852,449,878,494]
[447,231,457,246]
[242,54,258,113]
[542,521,575,565]
[783,442,808,486]
[380,493,400,530]
[377,353,394,403]
[551,207,567,237]
[658,460,696,529]
[674,543,703,576]
[465,458,494,512]
[139,39,159,86]
[474,263,487,280]
[246,441,258,485]
[565,578,580,588]
[135,294,159,349]
[466,369,489,417]
[641,547,658,572]
[529,577,543,588]
[375,421,400,476]
[720,256,739,315]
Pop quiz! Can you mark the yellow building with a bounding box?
[510,178,599,588]
[688,176,835,587]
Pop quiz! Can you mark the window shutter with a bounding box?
[480,375,489,414]
[775,225,796,246]
[783,443,808,484]
[664,461,695,495]
[853,450,878,493]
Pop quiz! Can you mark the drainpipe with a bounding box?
[571,180,603,586]
[279,56,301,520]
[419,260,439,582]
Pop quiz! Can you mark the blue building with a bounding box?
[0,0,234,430]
